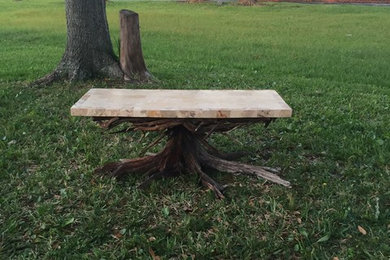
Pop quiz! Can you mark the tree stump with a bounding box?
[94,118,291,199]
[120,10,153,82]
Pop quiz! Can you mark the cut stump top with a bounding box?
[71,88,292,119]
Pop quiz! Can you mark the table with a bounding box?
[71,89,292,198]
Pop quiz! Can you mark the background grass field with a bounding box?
[1,0,389,258]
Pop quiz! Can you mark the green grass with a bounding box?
[1,0,389,258]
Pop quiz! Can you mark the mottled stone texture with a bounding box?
[71,89,292,119]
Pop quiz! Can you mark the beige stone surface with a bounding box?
[71,88,292,118]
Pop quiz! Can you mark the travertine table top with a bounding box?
[71,89,292,118]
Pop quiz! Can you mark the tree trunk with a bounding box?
[120,10,152,82]
[35,0,123,85]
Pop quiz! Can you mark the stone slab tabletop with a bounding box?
[71,88,292,119]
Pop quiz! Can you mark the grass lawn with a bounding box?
[1,0,389,258]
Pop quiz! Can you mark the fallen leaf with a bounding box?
[333,257,339,260]
[112,228,126,240]
[358,225,367,235]
[148,236,156,242]
[111,232,122,240]
[297,217,302,224]
[63,217,75,227]
[316,234,330,243]
[7,140,16,145]
[149,248,161,260]
[183,205,193,212]
[162,207,169,217]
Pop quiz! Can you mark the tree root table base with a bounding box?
[94,118,290,199]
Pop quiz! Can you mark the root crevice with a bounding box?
[96,124,290,198]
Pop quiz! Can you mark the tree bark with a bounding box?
[120,10,152,82]
[34,0,123,85]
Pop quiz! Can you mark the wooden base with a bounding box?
[95,125,290,199]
